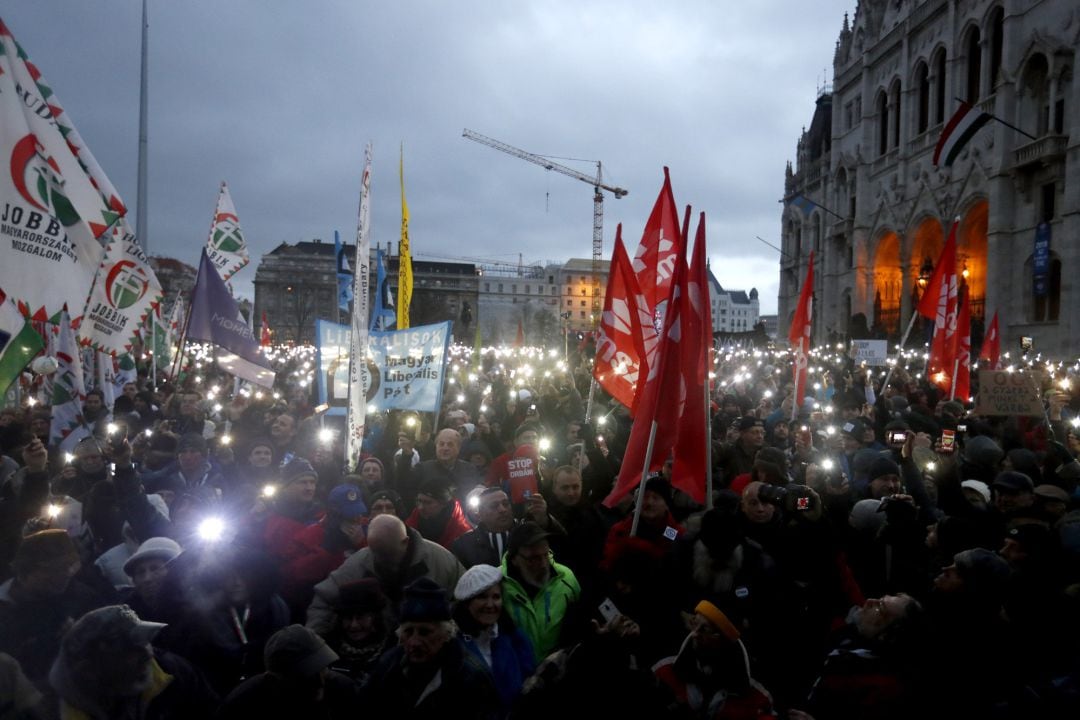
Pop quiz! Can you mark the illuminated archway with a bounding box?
[910,216,944,306]
[958,199,988,320]
[872,230,902,336]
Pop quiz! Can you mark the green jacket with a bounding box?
[500,554,580,663]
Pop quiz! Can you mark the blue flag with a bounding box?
[335,230,353,311]
[371,248,396,330]
[786,194,816,216]
[187,250,276,387]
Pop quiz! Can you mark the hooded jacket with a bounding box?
[499,554,580,663]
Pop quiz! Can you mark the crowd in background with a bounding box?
[0,340,1079,719]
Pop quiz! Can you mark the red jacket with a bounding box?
[602,510,684,569]
[406,500,473,550]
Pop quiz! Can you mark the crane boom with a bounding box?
[463,128,627,327]
[462,129,628,199]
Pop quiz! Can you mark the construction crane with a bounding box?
[462,128,628,324]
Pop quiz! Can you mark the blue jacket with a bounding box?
[459,623,535,711]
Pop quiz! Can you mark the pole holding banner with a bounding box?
[347,144,373,472]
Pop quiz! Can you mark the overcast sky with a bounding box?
[5,1,854,315]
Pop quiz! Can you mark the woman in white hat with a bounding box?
[452,564,535,714]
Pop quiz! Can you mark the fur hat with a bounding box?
[399,578,451,622]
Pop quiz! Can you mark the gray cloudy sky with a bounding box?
[5,1,854,314]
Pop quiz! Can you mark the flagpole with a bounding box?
[151,315,157,389]
[704,374,713,509]
[629,420,659,537]
[949,358,960,401]
[953,97,1037,141]
[879,311,920,394]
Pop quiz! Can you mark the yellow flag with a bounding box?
[398,144,413,329]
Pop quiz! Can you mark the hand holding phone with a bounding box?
[940,429,956,453]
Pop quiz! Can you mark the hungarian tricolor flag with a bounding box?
[980,310,1000,370]
[594,226,651,413]
[917,221,959,395]
[933,101,992,167]
[788,252,814,414]
[630,167,682,341]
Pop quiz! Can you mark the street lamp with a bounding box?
[917,257,933,290]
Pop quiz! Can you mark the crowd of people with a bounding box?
[0,340,1079,719]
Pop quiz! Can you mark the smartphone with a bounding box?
[1020,336,1033,352]
[941,429,956,453]
[888,430,907,445]
[956,424,967,433]
[598,597,621,624]
[798,425,812,445]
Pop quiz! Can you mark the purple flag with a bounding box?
[188,250,275,387]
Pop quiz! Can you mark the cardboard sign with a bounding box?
[853,339,889,367]
[507,446,539,503]
[974,371,1044,417]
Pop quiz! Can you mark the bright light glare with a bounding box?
[197,517,226,542]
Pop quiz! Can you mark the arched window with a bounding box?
[876,90,889,155]
[933,49,948,124]
[915,62,930,134]
[1055,65,1071,134]
[890,80,902,147]
[965,27,982,103]
[1021,53,1050,135]
[989,7,1004,90]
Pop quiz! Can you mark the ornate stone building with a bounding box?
[779,0,1077,357]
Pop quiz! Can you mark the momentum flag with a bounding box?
[0,294,42,395]
[594,226,648,413]
[788,252,815,414]
[347,144,373,471]
[397,145,413,329]
[187,250,275,387]
[0,19,125,323]
[335,230,353,311]
[79,218,163,356]
[933,101,992,167]
[204,181,249,282]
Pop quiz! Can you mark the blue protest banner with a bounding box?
[1033,222,1051,297]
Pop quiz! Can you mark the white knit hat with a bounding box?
[960,480,991,503]
[122,536,182,577]
[453,564,503,601]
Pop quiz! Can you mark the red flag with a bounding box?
[951,288,971,401]
[981,310,1000,370]
[514,319,524,348]
[918,222,959,393]
[605,220,689,508]
[671,212,710,503]
[260,311,272,346]
[630,167,682,336]
[788,252,815,411]
[594,227,650,412]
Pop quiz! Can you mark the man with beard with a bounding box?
[500,522,581,663]
[794,594,927,719]
[363,578,498,719]
[48,605,217,719]
[306,514,464,635]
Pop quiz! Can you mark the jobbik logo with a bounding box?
[210,212,244,253]
[9,134,77,228]
[104,259,150,310]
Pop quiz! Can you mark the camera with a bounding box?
[757,483,812,510]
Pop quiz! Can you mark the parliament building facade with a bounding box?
[779,0,1078,357]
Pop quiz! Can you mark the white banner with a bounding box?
[853,339,889,367]
[0,20,124,321]
[79,219,163,355]
[347,145,372,471]
[204,181,249,282]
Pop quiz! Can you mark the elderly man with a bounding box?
[364,578,498,718]
[405,478,472,550]
[406,428,481,508]
[48,605,218,719]
[715,417,766,488]
[500,522,581,663]
[306,514,464,636]
[451,486,561,569]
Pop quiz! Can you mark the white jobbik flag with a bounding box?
[0,19,125,323]
[79,218,163,356]
[204,181,250,282]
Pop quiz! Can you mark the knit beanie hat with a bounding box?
[453,564,503,601]
[333,578,387,615]
[281,457,318,485]
[869,456,901,481]
[953,548,1010,600]
[962,435,1004,470]
[399,578,451,622]
[264,625,338,677]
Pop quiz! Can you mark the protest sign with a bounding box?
[974,370,1044,417]
[853,339,888,367]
